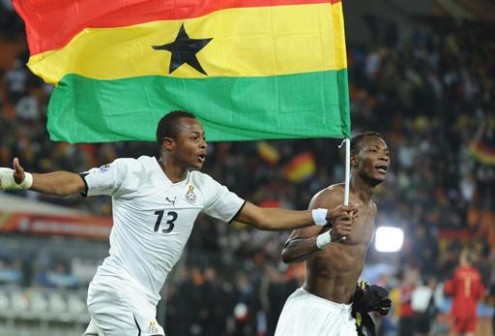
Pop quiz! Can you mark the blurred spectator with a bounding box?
[411,275,441,336]
[0,258,21,285]
[398,266,419,336]
[37,260,80,289]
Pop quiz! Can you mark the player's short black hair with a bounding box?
[156,110,196,145]
[350,131,385,155]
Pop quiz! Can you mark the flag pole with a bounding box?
[344,138,350,206]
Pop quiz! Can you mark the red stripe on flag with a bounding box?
[475,141,495,156]
[13,0,340,55]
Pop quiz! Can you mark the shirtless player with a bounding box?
[274,131,390,336]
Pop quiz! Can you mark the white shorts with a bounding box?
[274,288,357,336]
[83,274,165,336]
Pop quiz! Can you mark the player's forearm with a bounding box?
[281,237,319,263]
[252,208,325,231]
[236,203,328,231]
[31,171,85,196]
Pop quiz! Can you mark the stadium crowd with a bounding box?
[0,1,494,335]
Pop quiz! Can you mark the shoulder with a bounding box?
[135,155,157,165]
[117,155,158,169]
[113,157,141,166]
[87,157,137,173]
[189,170,221,187]
[308,183,345,209]
[106,156,157,176]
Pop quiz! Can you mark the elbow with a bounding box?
[282,255,300,264]
[281,243,290,263]
[282,245,311,264]
[281,247,297,264]
[281,252,291,264]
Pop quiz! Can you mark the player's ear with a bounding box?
[162,137,175,151]
[350,154,358,168]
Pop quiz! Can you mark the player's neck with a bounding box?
[349,176,374,202]
[158,158,188,183]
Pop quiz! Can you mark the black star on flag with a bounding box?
[152,24,212,75]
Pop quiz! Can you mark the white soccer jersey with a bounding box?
[82,156,245,304]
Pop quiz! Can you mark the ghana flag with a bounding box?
[13,0,350,143]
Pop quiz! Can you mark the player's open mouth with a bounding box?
[376,165,388,174]
[197,154,206,163]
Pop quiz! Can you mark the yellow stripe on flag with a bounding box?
[28,3,346,84]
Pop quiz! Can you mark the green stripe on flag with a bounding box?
[48,70,350,143]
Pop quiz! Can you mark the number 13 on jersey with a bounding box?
[154,210,177,233]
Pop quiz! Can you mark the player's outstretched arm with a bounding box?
[0,158,85,196]
[234,201,357,231]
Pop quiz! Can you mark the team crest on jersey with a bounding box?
[145,321,159,334]
[186,184,196,203]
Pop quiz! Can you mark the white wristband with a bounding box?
[311,208,328,226]
[20,172,33,189]
[316,229,332,249]
[0,168,33,190]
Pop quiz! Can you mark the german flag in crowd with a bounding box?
[468,123,495,165]
[257,141,280,165]
[284,151,316,182]
[469,140,495,165]
[13,0,350,143]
